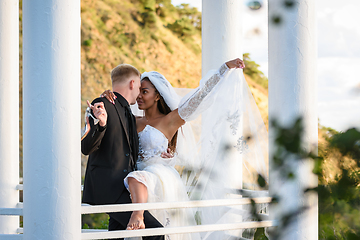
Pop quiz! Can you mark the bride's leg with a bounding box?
[127,177,148,230]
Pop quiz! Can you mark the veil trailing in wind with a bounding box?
[181,68,268,239]
[132,66,268,239]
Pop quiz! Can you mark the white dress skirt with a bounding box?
[124,125,200,240]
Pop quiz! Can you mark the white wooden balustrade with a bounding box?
[0,192,275,239]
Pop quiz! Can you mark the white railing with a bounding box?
[81,197,274,239]
[1,197,275,239]
[81,221,275,240]
[81,197,272,214]
[1,184,274,239]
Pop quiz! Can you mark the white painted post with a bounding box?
[0,0,20,234]
[268,0,318,239]
[22,1,81,239]
[202,0,243,76]
[201,1,244,238]
[202,0,244,188]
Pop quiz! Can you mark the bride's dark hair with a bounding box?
[142,77,178,152]
[156,92,178,153]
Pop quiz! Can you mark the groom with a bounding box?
[81,64,164,240]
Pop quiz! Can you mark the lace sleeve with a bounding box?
[178,63,229,121]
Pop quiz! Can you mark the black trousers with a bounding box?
[108,189,165,240]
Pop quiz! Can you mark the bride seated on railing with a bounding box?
[98,58,268,240]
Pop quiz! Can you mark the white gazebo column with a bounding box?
[268,0,318,239]
[202,0,244,188]
[202,0,243,75]
[201,1,244,238]
[0,0,19,234]
[22,1,81,239]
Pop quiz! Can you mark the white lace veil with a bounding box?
[141,71,180,111]
[134,69,268,239]
[178,68,269,239]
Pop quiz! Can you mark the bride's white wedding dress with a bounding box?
[124,124,200,240]
[125,64,268,240]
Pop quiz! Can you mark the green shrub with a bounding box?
[141,0,156,11]
[162,40,173,53]
[167,17,196,37]
[318,128,360,239]
[155,0,176,18]
[176,3,201,31]
[82,214,109,230]
[150,33,159,41]
[243,53,268,89]
[82,39,93,47]
[141,11,157,28]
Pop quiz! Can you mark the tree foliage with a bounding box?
[167,17,197,38]
[243,53,268,89]
[176,4,201,31]
[318,128,360,239]
[155,0,176,18]
[251,119,360,240]
[167,4,201,38]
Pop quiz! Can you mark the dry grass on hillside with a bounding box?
[80,0,201,108]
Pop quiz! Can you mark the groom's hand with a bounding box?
[87,100,108,127]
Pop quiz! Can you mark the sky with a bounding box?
[171,0,360,132]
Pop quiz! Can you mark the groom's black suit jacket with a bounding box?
[82,93,164,239]
[81,92,138,205]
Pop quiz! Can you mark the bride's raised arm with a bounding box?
[164,58,245,134]
[100,58,245,138]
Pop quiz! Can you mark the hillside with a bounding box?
[79,0,269,124]
[80,0,202,109]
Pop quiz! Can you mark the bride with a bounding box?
[102,58,268,240]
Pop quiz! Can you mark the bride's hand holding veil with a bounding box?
[225,58,245,69]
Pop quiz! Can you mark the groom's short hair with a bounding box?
[111,64,140,85]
